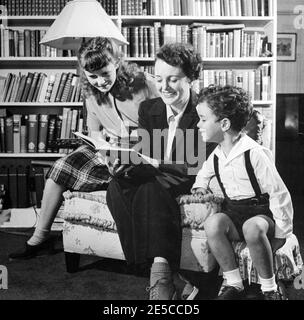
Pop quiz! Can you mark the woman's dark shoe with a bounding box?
[8,238,55,260]
[215,285,245,300]
[263,290,283,300]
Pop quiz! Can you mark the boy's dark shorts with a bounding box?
[222,194,275,240]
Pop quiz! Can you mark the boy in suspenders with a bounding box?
[192,85,293,300]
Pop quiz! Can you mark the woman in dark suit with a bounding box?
[106,43,215,300]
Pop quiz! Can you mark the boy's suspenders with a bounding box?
[213,150,262,199]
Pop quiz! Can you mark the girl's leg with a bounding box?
[27,179,66,245]
[9,179,66,260]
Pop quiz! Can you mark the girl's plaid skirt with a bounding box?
[46,145,111,192]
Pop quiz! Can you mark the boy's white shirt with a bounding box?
[192,134,293,239]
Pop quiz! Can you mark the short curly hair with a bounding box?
[156,43,202,81]
[198,85,253,132]
[78,37,147,102]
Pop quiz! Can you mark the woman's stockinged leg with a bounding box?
[27,179,66,246]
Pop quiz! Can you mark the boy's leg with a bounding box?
[205,213,241,272]
[242,215,282,299]
[242,215,275,279]
[204,213,244,299]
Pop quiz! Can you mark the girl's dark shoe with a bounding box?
[8,238,55,260]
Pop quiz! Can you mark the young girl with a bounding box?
[9,37,157,260]
[193,85,293,300]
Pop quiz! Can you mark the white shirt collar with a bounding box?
[166,101,188,125]
[214,134,267,164]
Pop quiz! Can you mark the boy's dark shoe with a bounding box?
[8,238,55,260]
[263,290,283,300]
[215,285,244,300]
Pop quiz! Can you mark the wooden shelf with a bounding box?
[0,102,83,107]
[120,15,274,27]
[252,101,274,106]
[124,57,155,62]
[0,153,65,158]
[5,15,119,26]
[0,57,78,68]
[4,15,273,27]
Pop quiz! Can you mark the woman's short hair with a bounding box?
[198,85,253,132]
[156,43,202,81]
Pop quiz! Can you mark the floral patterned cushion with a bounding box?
[63,190,223,230]
[233,234,303,283]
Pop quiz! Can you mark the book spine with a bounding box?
[13,114,21,153]
[20,72,34,102]
[27,114,38,153]
[55,73,68,102]
[20,115,28,153]
[5,116,14,153]
[17,165,30,208]
[38,114,49,153]
[44,74,56,102]
[46,115,56,153]
[0,117,5,152]
[8,165,18,208]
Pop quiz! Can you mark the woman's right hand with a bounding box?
[191,187,208,195]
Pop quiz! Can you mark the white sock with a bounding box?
[27,228,50,246]
[223,268,244,291]
[259,274,277,292]
[154,257,169,264]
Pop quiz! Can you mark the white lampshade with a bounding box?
[40,0,128,50]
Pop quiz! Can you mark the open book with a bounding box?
[74,131,134,152]
[73,131,159,167]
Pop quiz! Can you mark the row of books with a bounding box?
[0,0,117,16]
[121,0,272,16]
[1,0,272,17]
[121,23,272,58]
[196,64,272,101]
[0,164,31,208]
[0,72,83,103]
[0,160,58,208]
[0,28,75,57]
[0,0,68,16]
[0,108,84,154]
[191,24,271,58]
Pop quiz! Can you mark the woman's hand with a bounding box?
[104,157,125,176]
[140,154,159,168]
[271,237,286,253]
[191,187,208,195]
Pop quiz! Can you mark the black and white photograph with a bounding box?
[0,0,303,314]
[277,33,297,61]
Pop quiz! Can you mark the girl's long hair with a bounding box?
[78,37,147,104]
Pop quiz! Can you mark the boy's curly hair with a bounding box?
[78,37,147,103]
[156,43,202,81]
[198,85,253,132]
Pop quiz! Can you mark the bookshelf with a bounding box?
[0,0,277,209]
